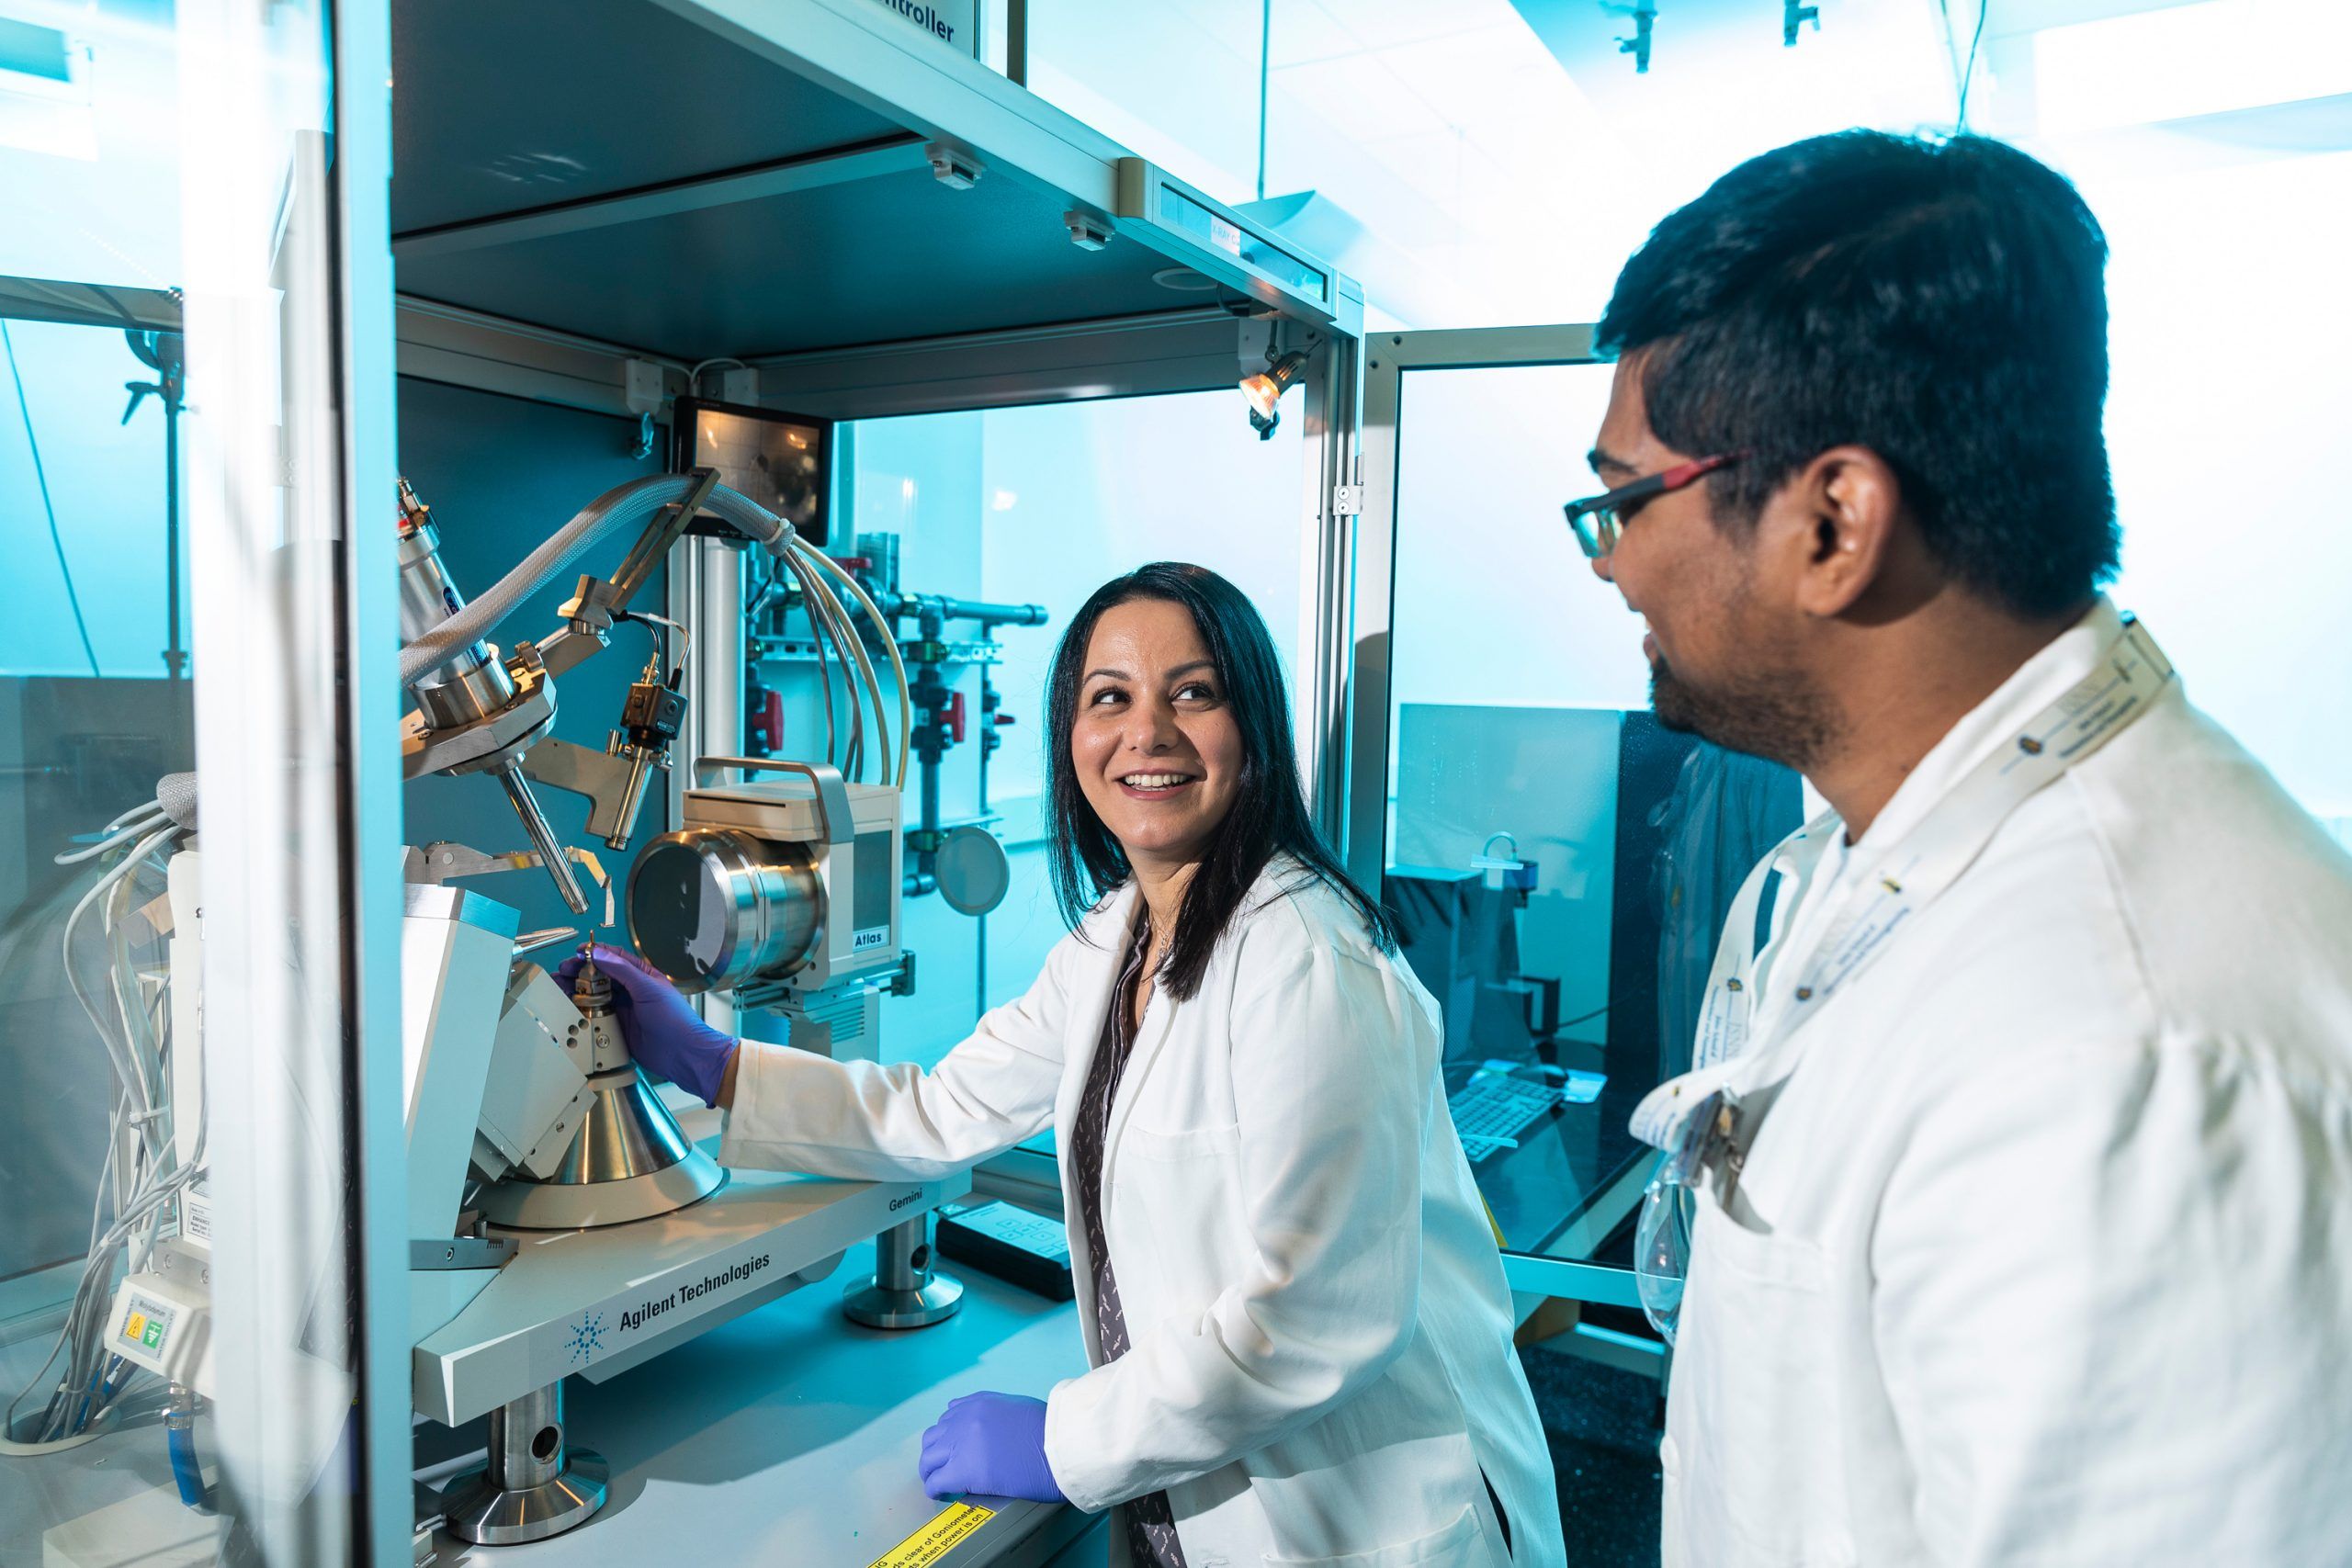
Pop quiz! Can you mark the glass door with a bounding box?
[2,0,405,1561]
[1348,328,1804,1316]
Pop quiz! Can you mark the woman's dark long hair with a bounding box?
[1044,561,1394,999]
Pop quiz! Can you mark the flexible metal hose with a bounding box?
[395,476,793,686]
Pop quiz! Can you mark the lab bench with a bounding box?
[413,1233,1099,1568]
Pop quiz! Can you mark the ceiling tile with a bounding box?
[1272,49,1455,142]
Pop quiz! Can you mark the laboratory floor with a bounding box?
[1520,1344,1664,1566]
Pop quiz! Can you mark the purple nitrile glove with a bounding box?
[551,943,739,1108]
[918,1392,1066,1503]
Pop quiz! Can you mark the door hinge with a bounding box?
[1329,483,1363,517]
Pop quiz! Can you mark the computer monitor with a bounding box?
[671,397,831,546]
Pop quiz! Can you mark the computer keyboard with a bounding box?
[1448,1072,1565,1162]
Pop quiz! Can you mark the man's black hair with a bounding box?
[1598,130,2119,620]
[1043,561,1393,999]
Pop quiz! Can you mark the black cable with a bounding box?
[90,286,141,328]
[1557,1001,1610,1031]
[1957,0,1990,130]
[1256,0,1270,203]
[2,321,100,677]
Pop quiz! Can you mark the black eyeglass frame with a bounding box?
[1562,452,1745,559]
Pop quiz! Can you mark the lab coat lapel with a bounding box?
[1057,886,1138,1128]
[1054,886,1138,1364]
[1101,983,1177,1188]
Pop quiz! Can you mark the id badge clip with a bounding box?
[1668,1089,1746,1210]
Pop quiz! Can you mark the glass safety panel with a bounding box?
[3,0,385,1560]
[1376,355,1804,1283]
[728,389,1313,1179]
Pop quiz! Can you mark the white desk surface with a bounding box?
[416,1235,1089,1568]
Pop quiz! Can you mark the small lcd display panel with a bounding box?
[673,398,832,547]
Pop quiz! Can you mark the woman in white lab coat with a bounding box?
[567,562,1563,1568]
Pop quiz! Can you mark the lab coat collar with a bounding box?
[1848,596,2125,858]
[1060,881,1141,1105]
[1057,856,1307,1235]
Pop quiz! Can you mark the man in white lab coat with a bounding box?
[1562,129,2352,1563]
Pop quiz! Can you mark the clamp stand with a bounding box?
[843,1215,964,1329]
[441,1382,607,1545]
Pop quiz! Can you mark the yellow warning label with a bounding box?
[864,1501,995,1568]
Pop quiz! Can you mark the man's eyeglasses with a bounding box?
[1562,452,1744,560]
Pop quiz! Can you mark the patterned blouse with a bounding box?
[1067,919,1189,1568]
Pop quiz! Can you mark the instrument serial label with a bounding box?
[865,1501,994,1568]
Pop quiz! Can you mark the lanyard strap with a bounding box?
[1687,809,1841,1072]
[1633,615,2177,1154]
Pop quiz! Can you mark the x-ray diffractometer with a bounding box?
[98,461,978,1535]
[5,1,1394,1565]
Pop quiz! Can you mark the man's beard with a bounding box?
[1650,654,1838,772]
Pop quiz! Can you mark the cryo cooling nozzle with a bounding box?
[495,761,590,915]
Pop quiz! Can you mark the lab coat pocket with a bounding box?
[1673,1204,1855,1567]
[1695,1203,1827,1292]
[1263,1503,1484,1568]
[1121,1121,1243,1160]
[1111,1122,1246,1308]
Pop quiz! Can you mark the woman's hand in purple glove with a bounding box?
[918,1392,1067,1503]
[550,944,739,1108]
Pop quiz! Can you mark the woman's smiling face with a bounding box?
[1068,597,1244,872]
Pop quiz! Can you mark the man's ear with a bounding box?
[1758,446,1904,619]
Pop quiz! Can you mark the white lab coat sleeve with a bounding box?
[718,937,1072,1181]
[1042,938,1427,1511]
[1869,1030,2352,1565]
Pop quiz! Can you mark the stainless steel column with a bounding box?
[678,532,746,1039]
[842,1216,964,1328]
[440,1381,607,1545]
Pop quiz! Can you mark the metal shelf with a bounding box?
[388,0,1354,365]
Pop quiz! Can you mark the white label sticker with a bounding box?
[853,926,890,952]
[121,1292,175,1355]
[865,0,978,57]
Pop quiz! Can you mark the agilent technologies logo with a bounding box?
[567,1311,606,1365]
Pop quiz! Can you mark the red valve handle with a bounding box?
[751,689,784,753]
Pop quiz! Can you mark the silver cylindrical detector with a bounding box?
[627,829,823,993]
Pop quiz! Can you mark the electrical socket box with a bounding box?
[107,1240,212,1393]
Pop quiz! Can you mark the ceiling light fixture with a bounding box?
[1240,349,1309,440]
